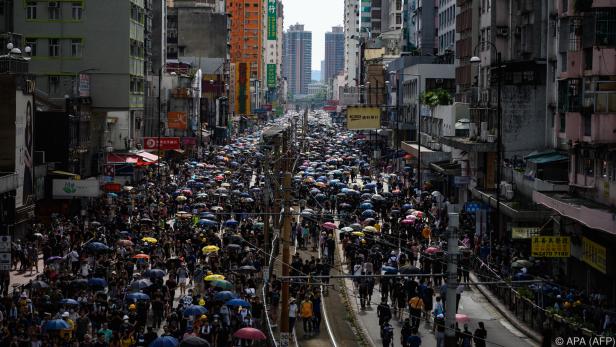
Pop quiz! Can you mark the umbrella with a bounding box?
[202,245,220,254]
[87,278,107,288]
[239,265,257,273]
[43,319,70,331]
[70,279,88,288]
[349,223,362,231]
[30,280,49,289]
[360,202,373,210]
[131,279,153,290]
[224,219,239,228]
[133,253,150,259]
[117,239,134,247]
[363,226,377,233]
[361,210,376,218]
[183,304,208,317]
[85,242,110,252]
[351,231,365,237]
[401,219,415,225]
[425,247,440,254]
[456,313,470,323]
[227,243,242,250]
[198,219,219,227]
[180,336,210,347]
[213,291,238,301]
[226,298,251,307]
[176,195,187,202]
[341,227,354,233]
[204,274,225,281]
[233,327,266,340]
[143,269,166,278]
[322,222,337,230]
[511,259,533,268]
[149,336,179,347]
[46,256,62,262]
[399,265,421,274]
[126,292,150,301]
[142,237,158,244]
[210,280,234,290]
[382,266,398,274]
[59,298,80,306]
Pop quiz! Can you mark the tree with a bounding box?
[419,89,453,108]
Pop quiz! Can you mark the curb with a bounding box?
[470,272,542,344]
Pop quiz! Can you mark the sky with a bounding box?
[282,0,344,71]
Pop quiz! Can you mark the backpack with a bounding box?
[381,325,393,340]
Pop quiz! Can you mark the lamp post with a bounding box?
[470,42,503,261]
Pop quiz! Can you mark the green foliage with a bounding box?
[419,89,453,108]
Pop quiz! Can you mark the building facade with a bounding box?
[227,0,263,81]
[283,24,312,96]
[324,26,345,82]
[438,0,456,55]
[344,0,360,85]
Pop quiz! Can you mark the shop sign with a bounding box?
[511,227,540,239]
[531,236,570,257]
[581,237,607,274]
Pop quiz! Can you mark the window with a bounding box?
[26,2,36,19]
[562,0,568,13]
[72,2,82,20]
[595,9,616,46]
[584,158,595,176]
[583,48,593,70]
[559,113,566,132]
[569,18,581,52]
[48,2,60,20]
[561,52,567,72]
[48,75,60,95]
[583,112,591,136]
[25,38,37,56]
[48,38,60,57]
[71,38,82,57]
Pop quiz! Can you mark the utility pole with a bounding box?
[445,212,459,347]
[279,172,293,347]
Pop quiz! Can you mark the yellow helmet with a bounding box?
[129,304,136,310]
[200,314,208,320]
[198,298,206,306]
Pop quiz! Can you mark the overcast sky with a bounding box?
[282,0,344,71]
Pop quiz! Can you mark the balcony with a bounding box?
[401,141,451,166]
[533,191,616,235]
[470,185,554,222]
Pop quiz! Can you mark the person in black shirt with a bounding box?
[473,321,487,347]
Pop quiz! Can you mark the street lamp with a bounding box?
[470,41,503,262]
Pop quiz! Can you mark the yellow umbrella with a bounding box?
[204,274,225,281]
[352,231,365,237]
[363,226,377,233]
[202,245,220,254]
[142,237,158,244]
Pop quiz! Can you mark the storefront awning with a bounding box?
[135,151,159,163]
[106,153,139,164]
[401,142,451,165]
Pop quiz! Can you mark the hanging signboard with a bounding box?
[267,0,277,40]
[581,237,607,274]
[347,106,381,130]
[52,179,101,198]
[531,236,571,257]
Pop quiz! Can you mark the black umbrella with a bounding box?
[239,265,257,273]
[70,279,88,288]
[180,336,210,347]
[30,280,49,289]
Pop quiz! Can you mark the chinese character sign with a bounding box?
[267,64,276,88]
[581,237,607,274]
[267,0,277,40]
[347,107,381,130]
[531,236,571,257]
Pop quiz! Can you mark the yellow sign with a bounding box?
[347,107,381,130]
[511,227,540,239]
[581,237,607,274]
[531,236,570,257]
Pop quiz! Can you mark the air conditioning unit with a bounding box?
[487,134,496,143]
[500,182,514,201]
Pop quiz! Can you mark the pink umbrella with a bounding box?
[412,211,423,218]
[322,222,337,230]
[233,327,267,340]
[401,219,415,225]
[425,246,440,254]
[456,313,470,323]
[405,215,417,220]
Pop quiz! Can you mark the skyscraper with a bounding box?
[283,23,312,96]
[324,26,344,82]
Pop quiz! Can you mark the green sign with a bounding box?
[267,64,276,88]
[267,0,277,40]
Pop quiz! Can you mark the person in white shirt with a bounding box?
[288,299,298,332]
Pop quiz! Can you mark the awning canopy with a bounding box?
[401,142,451,165]
[106,153,138,164]
[524,151,568,165]
[135,151,159,163]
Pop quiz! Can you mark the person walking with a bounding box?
[377,300,392,327]
[381,321,394,347]
[434,314,446,347]
[289,298,298,333]
[473,321,487,347]
[408,294,424,332]
[300,296,313,336]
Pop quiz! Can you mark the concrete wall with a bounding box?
[501,84,548,157]
[177,10,226,59]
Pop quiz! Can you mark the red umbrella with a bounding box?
[456,313,470,323]
[322,222,337,230]
[215,175,224,181]
[133,253,150,259]
[233,327,266,340]
[425,247,440,254]
[401,219,415,225]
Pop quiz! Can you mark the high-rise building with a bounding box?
[437,0,455,55]
[344,0,360,84]
[324,26,345,82]
[262,0,284,104]
[227,0,263,81]
[14,0,149,151]
[371,0,382,34]
[411,0,438,55]
[360,0,372,36]
[283,24,312,96]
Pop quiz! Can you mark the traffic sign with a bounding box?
[0,235,10,252]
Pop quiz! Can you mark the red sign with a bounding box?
[323,106,337,112]
[103,183,121,192]
[143,137,181,150]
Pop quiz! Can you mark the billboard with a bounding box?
[581,237,607,274]
[143,137,181,150]
[235,62,251,115]
[53,179,100,198]
[347,107,381,130]
[267,0,277,40]
[267,64,277,88]
[531,236,571,258]
[15,90,34,208]
[167,111,187,129]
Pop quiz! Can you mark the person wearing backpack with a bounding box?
[408,294,424,332]
[381,321,394,347]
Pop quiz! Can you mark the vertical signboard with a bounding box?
[235,62,251,115]
[15,90,34,208]
[581,237,607,274]
[267,64,276,88]
[267,0,277,40]
[78,74,90,97]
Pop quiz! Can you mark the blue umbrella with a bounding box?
[226,298,251,307]
[224,219,239,228]
[315,193,327,201]
[85,242,110,252]
[359,202,373,210]
[200,212,216,219]
[107,192,118,198]
[382,266,398,274]
[183,304,208,317]
[126,292,150,301]
[143,269,166,278]
[149,336,179,347]
[59,298,79,306]
[213,291,238,301]
[198,219,219,227]
[43,319,70,331]
[87,278,107,288]
[361,210,376,218]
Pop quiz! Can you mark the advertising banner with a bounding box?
[581,237,607,274]
[511,227,541,239]
[53,179,100,198]
[267,64,276,88]
[347,107,381,130]
[167,112,187,129]
[143,137,181,150]
[267,0,277,40]
[531,236,571,257]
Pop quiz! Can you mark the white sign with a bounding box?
[52,179,101,198]
[0,253,11,271]
[0,236,11,252]
[280,332,290,347]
